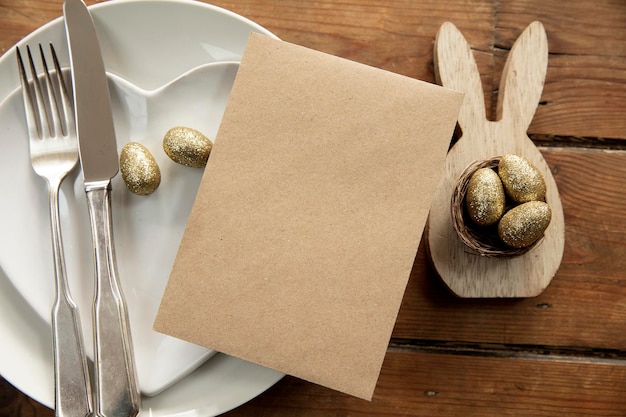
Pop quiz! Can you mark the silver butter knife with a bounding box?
[63,0,140,416]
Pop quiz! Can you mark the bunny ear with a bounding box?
[434,22,487,132]
[496,21,548,130]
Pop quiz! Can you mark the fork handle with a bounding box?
[49,183,92,417]
[85,180,140,417]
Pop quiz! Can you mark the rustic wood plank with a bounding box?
[4,348,625,417]
[0,0,496,110]
[0,376,52,417]
[3,349,625,417]
[209,0,626,140]
[210,0,494,79]
[210,0,496,114]
[494,0,626,139]
[0,0,101,56]
[3,0,623,139]
[0,3,57,56]
[394,147,626,350]
[223,350,626,416]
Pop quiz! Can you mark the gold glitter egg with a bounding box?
[497,201,551,248]
[120,142,161,195]
[163,126,212,168]
[498,154,547,203]
[465,168,506,226]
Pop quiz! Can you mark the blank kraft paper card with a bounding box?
[154,33,462,400]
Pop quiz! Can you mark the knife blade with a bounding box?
[63,1,140,416]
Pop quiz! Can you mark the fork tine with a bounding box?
[49,43,73,137]
[39,44,66,138]
[16,46,43,139]
[25,45,53,138]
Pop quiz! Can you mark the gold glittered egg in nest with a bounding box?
[465,168,506,226]
[120,142,161,195]
[497,201,552,248]
[163,126,213,168]
[498,154,547,203]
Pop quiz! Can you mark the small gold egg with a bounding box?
[163,126,213,168]
[465,168,506,226]
[497,201,551,248]
[498,154,546,203]
[120,142,161,195]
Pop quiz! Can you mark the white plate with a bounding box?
[0,0,283,414]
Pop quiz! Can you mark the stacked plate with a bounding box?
[0,1,283,415]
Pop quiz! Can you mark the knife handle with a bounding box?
[85,181,140,417]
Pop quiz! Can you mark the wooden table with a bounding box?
[1,0,625,415]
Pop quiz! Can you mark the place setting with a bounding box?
[2,0,560,415]
[0,0,284,415]
[3,0,625,415]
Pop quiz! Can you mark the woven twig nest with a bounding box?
[451,157,543,258]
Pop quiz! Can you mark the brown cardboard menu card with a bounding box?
[154,33,462,400]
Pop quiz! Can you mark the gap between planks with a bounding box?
[389,338,626,366]
[533,135,626,150]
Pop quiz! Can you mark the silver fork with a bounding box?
[17,44,92,417]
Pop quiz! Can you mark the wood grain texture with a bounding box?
[208,0,626,140]
[0,0,100,55]
[210,0,497,114]
[395,148,626,349]
[223,351,626,416]
[0,377,52,417]
[428,21,565,297]
[210,0,494,80]
[4,347,626,417]
[1,0,623,138]
[493,0,626,139]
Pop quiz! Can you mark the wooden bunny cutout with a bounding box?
[427,21,565,298]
